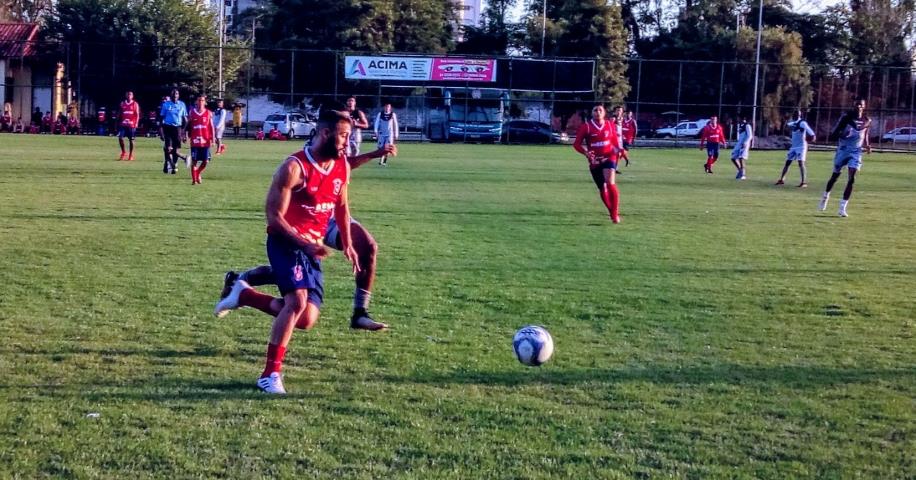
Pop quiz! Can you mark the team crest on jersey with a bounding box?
[333,178,343,194]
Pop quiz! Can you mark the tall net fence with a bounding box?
[3,40,916,150]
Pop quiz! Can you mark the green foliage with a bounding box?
[524,0,630,104]
[849,0,915,66]
[737,26,812,133]
[44,0,249,104]
[0,136,914,478]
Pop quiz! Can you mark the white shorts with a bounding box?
[348,132,362,157]
[833,147,863,172]
[323,217,361,250]
[214,127,225,140]
[731,142,751,160]
[786,146,807,162]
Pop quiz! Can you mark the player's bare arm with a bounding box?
[266,159,330,259]
[333,182,360,274]
[354,111,369,130]
[348,144,397,169]
[572,125,593,160]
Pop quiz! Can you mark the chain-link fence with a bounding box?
[3,40,916,150]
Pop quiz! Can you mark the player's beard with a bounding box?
[319,137,340,159]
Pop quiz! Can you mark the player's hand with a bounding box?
[303,242,331,260]
[343,245,360,274]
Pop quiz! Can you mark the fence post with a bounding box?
[289,50,295,108]
[634,58,642,128]
[246,46,253,139]
[675,61,682,147]
[717,62,725,120]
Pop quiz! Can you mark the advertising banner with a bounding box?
[430,58,498,82]
[344,56,432,81]
[345,56,498,83]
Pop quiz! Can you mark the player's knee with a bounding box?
[285,292,309,315]
[360,236,378,260]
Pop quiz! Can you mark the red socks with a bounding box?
[261,343,287,378]
[239,287,280,316]
[706,155,717,167]
[599,186,613,215]
[608,184,620,218]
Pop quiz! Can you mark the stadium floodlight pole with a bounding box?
[750,0,763,138]
[541,0,547,56]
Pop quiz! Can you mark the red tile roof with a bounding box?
[0,23,40,58]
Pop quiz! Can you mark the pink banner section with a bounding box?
[430,58,497,82]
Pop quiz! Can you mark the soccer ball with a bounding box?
[512,325,554,366]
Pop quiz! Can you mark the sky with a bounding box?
[506,0,847,23]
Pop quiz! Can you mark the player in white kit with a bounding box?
[775,109,816,187]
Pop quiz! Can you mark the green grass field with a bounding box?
[0,134,913,479]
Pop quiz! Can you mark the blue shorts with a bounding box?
[622,140,632,151]
[706,144,720,157]
[118,127,136,139]
[589,160,617,188]
[191,147,211,162]
[833,147,863,172]
[787,146,808,162]
[377,134,392,148]
[266,234,324,306]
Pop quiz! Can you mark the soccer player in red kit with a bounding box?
[621,111,637,166]
[573,104,622,223]
[214,110,360,394]
[698,116,726,174]
[188,95,215,185]
[118,91,141,160]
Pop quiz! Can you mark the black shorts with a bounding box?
[162,125,182,150]
[118,127,136,139]
[589,160,617,188]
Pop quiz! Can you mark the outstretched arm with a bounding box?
[347,144,397,169]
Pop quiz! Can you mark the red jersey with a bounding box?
[574,119,618,167]
[97,110,106,123]
[188,107,213,147]
[700,123,725,145]
[269,148,350,244]
[621,118,637,143]
[119,100,140,128]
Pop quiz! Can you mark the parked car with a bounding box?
[882,127,916,143]
[501,120,567,144]
[655,119,709,138]
[262,112,316,140]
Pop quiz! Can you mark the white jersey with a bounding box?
[736,122,753,145]
[788,120,814,149]
[212,108,228,132]
[374,111,398,138]
[836,115,870,150]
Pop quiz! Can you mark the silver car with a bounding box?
[263,112,316,139]
[882,127,916,143]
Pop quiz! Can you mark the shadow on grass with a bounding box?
[382,364,916,389]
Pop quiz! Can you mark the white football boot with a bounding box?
[257,372,286,394]
[214,279,250,318]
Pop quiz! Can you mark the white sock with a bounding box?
[839,199,848,209]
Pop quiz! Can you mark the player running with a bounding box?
[731,115,753,180]
[373,103,398,166]
[819,98,871,217]
[218,143,397,331]
[776,109,816,187]
[188,95,215,185]
[215,110,360,394]
[699,115,726,174]
[573,104,622,224]
[117,91,141,161]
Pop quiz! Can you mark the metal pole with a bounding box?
[676,61,682,147]
[290,50,295,108]
[218,0,224,96]
[751,0,763,138]
[717,62,725,119]
[634,58,642,126]
[540,0,547,57]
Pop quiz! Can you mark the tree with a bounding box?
[849,0,914,66]
[524,0,630,103]
[0,0,52,23]
[45,0,249,107]
[737,25,812,134]
[455,0,520,55]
